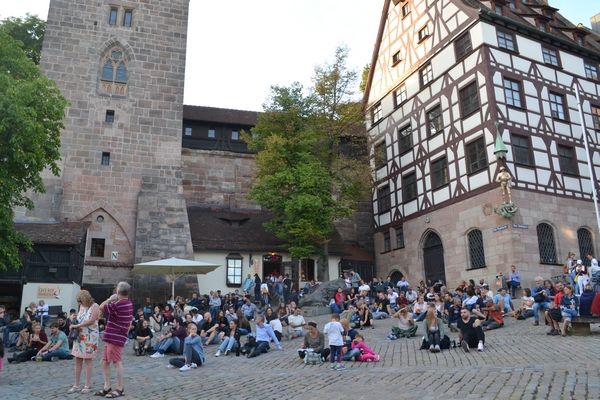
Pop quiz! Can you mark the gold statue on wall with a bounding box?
[495,166,512,204]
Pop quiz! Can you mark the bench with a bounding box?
[571,316,600,335]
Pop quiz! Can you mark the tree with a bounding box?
[0,30,67,270]
[246,47,371,281]
[0,15,46,64]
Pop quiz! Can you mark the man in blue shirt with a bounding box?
[493,287,513,315]
[507,265,521,299]
[247,315,282,358]
[531,277,551,326]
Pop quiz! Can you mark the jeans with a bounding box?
[427,330,441,346]
[414,312,427,322]
[481,320,503,330]
[330,303,342,314]
[561,308,578,320]
[508,281,520,298]
[154,337,181,354]
[329,345,342,364]
[41,348,71,361]
[3,321,23,346]
[247,340,270,358]
[373,311,389,320]
[218,337,239,353]
[169,347,204,368]
[342,348,361,361]
[533,301,551,322]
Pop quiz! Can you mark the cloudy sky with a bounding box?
[1,0,599,111]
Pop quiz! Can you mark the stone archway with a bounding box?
[389,270,403,286]
[422,231,446,286]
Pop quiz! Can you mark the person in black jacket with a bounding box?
[457,308,485,353]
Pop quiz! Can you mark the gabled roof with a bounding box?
[15,221,90,245]
[183,105,259,126]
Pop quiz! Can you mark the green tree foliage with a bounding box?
[0,14,46,64]
[0,31,67,270]
[246,47,371,281]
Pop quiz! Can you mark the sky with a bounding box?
[1,0,599,111]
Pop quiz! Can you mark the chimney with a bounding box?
[592,12,600,34]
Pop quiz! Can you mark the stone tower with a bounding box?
[25,0,193,281]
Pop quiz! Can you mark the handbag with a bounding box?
[533,292,546,303]
[304,350,322,365]
[68,328,80,342]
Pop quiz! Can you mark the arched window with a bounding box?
[102,60,113,81]
[537,223,557,264]
[467,229,486,269]
[578,228,595,267]
[101,49,127,83]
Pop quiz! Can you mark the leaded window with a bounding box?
[101,49,128,83]
[431,157,449,189]
[503,78,523,108]
[511,133,533,166]
[466,137,488,174]
[537,223,557,264]
[427,105,443,137]
[549,92,566,120]
[592,105,600,131]
[420,63,433,87]
[585,61,599,80]
[398,125,412,154]
[402,172,417,202]
[460,81,480,117]
[455,32,472,60]
[377,185,391,213]
[374,141,387,169]
[383,231,391,252]
[578,228,595,267]
[497,30,516,51]
[542,47,560,66]
[468,229,486,269]
[395,226,405,249]
[557,144,578,175]
[394,84,407,107]
[226,254,243,286]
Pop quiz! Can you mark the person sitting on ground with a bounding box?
[7,322,48,363]
[558,285,578,337]
[150,317,186,357]
[215,319,241,357]
[358,280,371,297]
[457,308,485,352]
[446,297,462,332]
[198,312,220,346]
[169,322,205,371]
[390,307,417,338]
[396,291,409,311]
[405,287,418,304]
[516,288,534,319]
[265,307,284,341]
[246,315,282,358]
[332,287,346,314]
[345,288,357,308]
[339,319,360,361]
[356,301,373,329]
[372,292,392,319]
[235,310,251,336]
[298,321,330,362]
[422,303,445,352]
[545,282,564,333]
[480,299,504,331]
[149,306,164,335]
[493,287,513,316]
[425,287,436,302]
[413,296,428,322]
[133,318,153,356]
[288,307,306,339]
[37,322,72,361]
[387,288,399,311]
[531,277,551,326]
[214,309,229,342]
[241,297,257,321]
[351,333,380,362]
[162,304,173,324]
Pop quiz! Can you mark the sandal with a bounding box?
[67,386,81,394]
[94,388,111,396]
[105,389,124,398]
[81,386,92,394]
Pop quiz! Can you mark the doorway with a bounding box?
[262,253,282,278]
[422,231,446,286]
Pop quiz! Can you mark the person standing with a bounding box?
[242,274,254,295]
[507,265,521,299]
[324,313,345,370]
[68,290,100,394]
[96,282,133,398]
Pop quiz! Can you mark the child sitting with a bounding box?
[351,334,380,362]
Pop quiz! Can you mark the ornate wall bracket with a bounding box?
[494,202,519,218]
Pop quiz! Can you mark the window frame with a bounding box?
[467,229,486,270]
[454,32,472,61]
[91,238,106,258]
[374,141,387,170]
[108,7,118,26]
[377,185,392,214]
[383,231,391,253]
[497,30,517,52]
[418,25,430,42]
[465,136,488,175]
[459,80,480,118]
[372,103,383,124]
[419,63,433,88]
[510,133,534,167]
[401,2,410,18]
[393,84,407,108]
[184,126,192,136]
[426,104,444,137]
[557,143,578,176]
[549,91,568,121]
[430,156,449,190]
[502,77,524,109]
[397,124,413,155]
[105,110,115,124]
[208,128,216,139]
[300,259,316,282]
[101,152,111,166]
[584,61,599,81]
[537,223,558,265]
[402,171,417,202]
[231,130,240,141]
[225,253,243,287]
[395,226,405,249]
[591,104,600,131]
[392,51,401,66]
[123,9,133,27]
[542,46,561,67]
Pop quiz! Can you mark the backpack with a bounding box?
[420,334,452,350]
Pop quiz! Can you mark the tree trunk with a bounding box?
[291,258,300,294]
[318,242,330,282]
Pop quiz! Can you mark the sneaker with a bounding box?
[224,349,230,356]
[461,340,469,353]
[166,364,175,369]
[337,364,346,370]
[190,363,198,369]
[50,356,60,362]
[150,352,164,358]
[533,321,539,326]
[547,329,556,335]
[434,345,441,352]
[330,364,337,370]
[477,342,484,352]
[429,344,434,351]
[215,350,222,357]
[179,364,191,372]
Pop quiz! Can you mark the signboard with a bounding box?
[111,251,119,260]
[37,285,61,299]
[512,224,529,229]
[493,224,509,232]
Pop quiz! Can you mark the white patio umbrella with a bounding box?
[133,257,220,299]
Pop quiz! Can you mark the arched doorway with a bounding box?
[423,231,446,285]
[389,270,403,286]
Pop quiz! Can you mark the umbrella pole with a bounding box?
[172,266,175,300]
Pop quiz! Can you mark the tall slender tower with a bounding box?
[24,0,192,283]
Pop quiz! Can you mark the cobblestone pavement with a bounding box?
[2,314,600,400]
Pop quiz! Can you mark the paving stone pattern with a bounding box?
[2,315,600,399]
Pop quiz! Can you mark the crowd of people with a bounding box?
[1,256,599,394]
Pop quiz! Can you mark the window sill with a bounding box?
[432,182,449,191]
[461,108,480,120]
[394,246,405,250]
[417,35,430,43]
[467,167,488,177]
[392,59,402,67]
[427,130,443,139]
[498,47,520,55]
[513,162,535,169]
[561,171,580,178]
[507,105,527,112]
[551,116,570,123]
[466,265,487,271]
[402,197,417,203]
[380,249,393,255]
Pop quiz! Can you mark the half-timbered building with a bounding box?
[365,0,600,287]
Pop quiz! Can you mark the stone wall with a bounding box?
[375,189,599,289]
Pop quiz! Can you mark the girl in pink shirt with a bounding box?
[351,334,380,362]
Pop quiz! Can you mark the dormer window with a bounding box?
[507,0,516,10]
[576,34,585,46]
[537,20,547,32]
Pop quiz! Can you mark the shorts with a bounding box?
[102,342,124,363]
